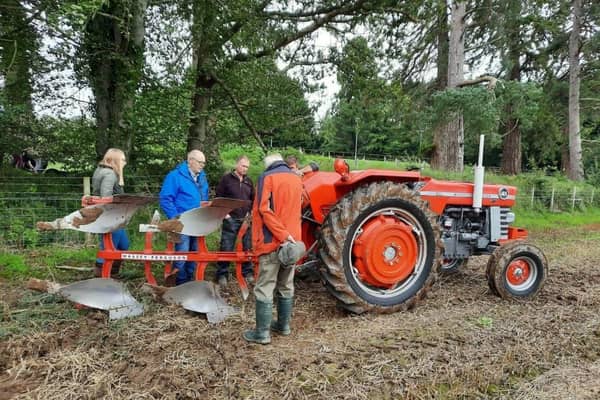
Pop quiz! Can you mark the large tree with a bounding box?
[80,0,147,159]
[567,0,584,181]
[181,0,376,172]
[431,1,466,171]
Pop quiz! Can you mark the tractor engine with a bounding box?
[439,206,515,260]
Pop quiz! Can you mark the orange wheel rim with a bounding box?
[352,215,418,286]
[506,259,531,286]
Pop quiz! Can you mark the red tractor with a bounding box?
[298,143,547,314]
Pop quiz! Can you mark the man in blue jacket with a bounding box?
[159,150,209,285]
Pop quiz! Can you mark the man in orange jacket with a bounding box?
[243,153,304,345]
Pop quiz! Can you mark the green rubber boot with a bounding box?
[271,296,293,336]
[243,300,273,344]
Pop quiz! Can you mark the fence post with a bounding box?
[83,177,93,245]
[530,187,535,208]
[571,186,577,211]
[550,187,555,212]
[591,189,595,206]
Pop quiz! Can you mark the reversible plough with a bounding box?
[36,196,258,322]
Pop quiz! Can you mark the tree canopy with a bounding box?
[0,0,599,182]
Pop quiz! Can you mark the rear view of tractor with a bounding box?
[300,136,547,313]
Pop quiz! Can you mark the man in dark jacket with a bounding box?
[243,153,303,345]
[215,155,254,286]
[159,150,209,285]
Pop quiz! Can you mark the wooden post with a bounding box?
[550,187,555,211]
[571,186,577,211]
[591,189,595,206]
[530,187,535,207]
[83,177,92,245]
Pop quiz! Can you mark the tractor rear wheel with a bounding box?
[486,241,547,299]
[319,182,441,314]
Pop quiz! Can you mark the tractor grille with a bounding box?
[499,207,511,239]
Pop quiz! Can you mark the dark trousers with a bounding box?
[174,234,198,285]
[217,217,252,278]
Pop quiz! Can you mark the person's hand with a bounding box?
[286,234,296,243]
[225,214,231,219]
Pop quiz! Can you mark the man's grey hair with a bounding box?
[264,153,283,168]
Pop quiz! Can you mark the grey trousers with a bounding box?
[253,251,294,302]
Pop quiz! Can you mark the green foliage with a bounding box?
[215,58,316,150]
[326,37,415,158]
[128,83,190,175]
[431,86,501,165]
[0,253,30,278]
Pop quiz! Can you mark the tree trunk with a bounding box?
[432,1,465,172]
[435,0,449,91]
[500,105,521,175]
[84,0,147,160]
[186,1,223,179]
[500,54,522,175]
[500,0,522,175]
[567,0,584,181]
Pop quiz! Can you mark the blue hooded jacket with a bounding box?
[159,161,209,219]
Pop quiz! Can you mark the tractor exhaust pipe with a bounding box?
[473,134,485,211]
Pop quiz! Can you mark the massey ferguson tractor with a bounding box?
[36,136,547,320]
[298,137,547,314]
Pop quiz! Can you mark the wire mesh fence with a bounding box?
[0,175,164,251]
[0,175,598,250]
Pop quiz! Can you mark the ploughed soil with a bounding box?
[2,226,600,399]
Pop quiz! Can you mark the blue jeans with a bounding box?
[97,228,129,263]
[174,234,198,285]
[217,217,252,278]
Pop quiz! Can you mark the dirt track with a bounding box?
[2,226,600,399]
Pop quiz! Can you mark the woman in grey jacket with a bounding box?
[93,148,129,277]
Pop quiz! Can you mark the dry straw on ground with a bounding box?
[2,226,600,399]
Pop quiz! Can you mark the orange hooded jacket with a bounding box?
[252,160,303,256]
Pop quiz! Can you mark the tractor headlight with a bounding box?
[498,187,509,200]
[505,212,515,224]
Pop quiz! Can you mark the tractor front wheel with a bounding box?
[319,182,441,314]
[486,241,547,299]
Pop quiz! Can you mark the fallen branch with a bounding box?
[54,265,93,272]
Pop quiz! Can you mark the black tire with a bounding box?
[440,257,467,275]
[319,182,442,314]
[485,241,547,299]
